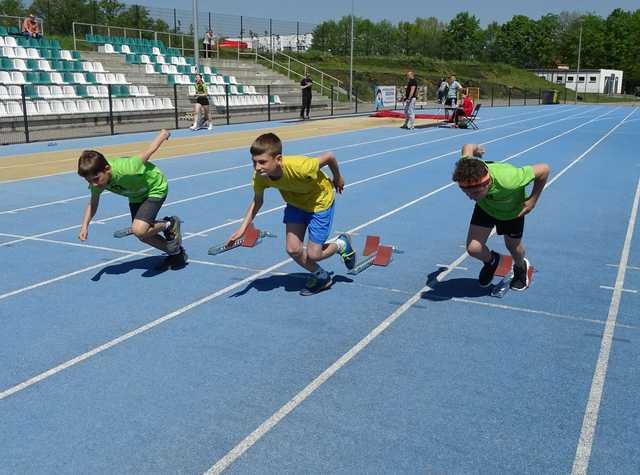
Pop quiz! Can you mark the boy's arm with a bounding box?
[318,152,344,193]
[78,193,100,241]
[460,143,485,158]
[226,191,264,246]
[140,129,170,162]
[518,164,550,217]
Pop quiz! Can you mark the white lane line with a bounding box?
[0,108,610,301]
[606,264,640,271]
[205,107,634,474]
[571,177,640,475]
[0,107,568,214]
[599,285,637,294]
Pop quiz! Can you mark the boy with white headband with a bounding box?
[452,144,550,290]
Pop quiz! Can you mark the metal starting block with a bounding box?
[348,235,401,275]
[490,254,535,298]
[208,224,276,255]
[113,227,133,238]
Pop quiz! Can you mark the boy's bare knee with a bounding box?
[286,243,304,259]
[467,240,483,256]
[131,222,149,240]
[306,247,323,262]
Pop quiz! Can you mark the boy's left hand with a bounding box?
[518,198,536,217]
[333,176,344,193]
[160,129,170,141]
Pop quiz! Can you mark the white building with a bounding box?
[226,33,313,52]
[531,68,623,95]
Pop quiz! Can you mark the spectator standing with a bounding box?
[401,71,418,130]
[203,29,214,58]
[300,74,313,119]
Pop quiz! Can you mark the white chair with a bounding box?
[25,101,37,115]
[120,45,131,54]
[97,85,109,97]
[10,71,26,84]
[229,75,238,84]
[123,98,135,111]
[72,73,87,84]
[49,85,64,98]
[81,62,95,72]
[151,47,161,55]
[35,100,52,115]
[8,85,21,99]
[76,99,90,113]
[161,97,173,109]
[134,98,145,110]
[0,102,7,117]
[13,59,28,71]
[112,98,125,112]
[178,57,187,66]
[202,66,212,75]
[60,50,73,61]
[105,73,116,84]
[63,100,78,113]
[50,100,65,114]
[156,55,165,64]
[0,70,13,84]
[37,59,52,71]
[92,62,105,73]
[273,95,282,104]
[5,101,22,116]
[62,85,77,98]
[88,99,102,112]
[144,64,155,74]
[99,99,110,111]
[36,85,51,99]
[95,73,107,84]
[49,72,65,84]
[170,56,179,65]
[0,36,4,47]
[247,85,257,94]
[152,97,164,109]
[187,85,196,96]
[86,85,99,97]
[4,36,17,47]
[258,95,268,105]
[0,85,8,99]
[98,44,114,53]
[115,73,127,84]
[128,85,139,96]
[181,74,190,84]
[140,54,150,64]
[160,64,170,74]
[26,48,40,59]
[2,46,16,58]
[143,98,155,109]
[14,46,28,59]
[138,85,150,96]
[229,85,239,95]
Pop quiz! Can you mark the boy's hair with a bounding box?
[77,150,109,178]
[452,158,488,183]
[250,133,282,157]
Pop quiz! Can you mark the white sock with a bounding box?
[335,238,346,253]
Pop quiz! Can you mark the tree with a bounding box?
[0,0,26,17]
[443,12,482,60]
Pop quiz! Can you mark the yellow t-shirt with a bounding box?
[252,155,335,212]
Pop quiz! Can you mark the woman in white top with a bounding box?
[203,30,214,58]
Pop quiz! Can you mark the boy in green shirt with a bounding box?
[227,133,356,296]
[452,144,550,290]
[77,129,187,269]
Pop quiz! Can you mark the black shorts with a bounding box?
[470,204,524,239]
[445,97,456,107]
[196,96,209,106]
[129,196,166,225]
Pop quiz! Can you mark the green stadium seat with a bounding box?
[50,60,63,71]
[0,26,8,36]
[38,72,51,84]
[84,72,97,83]
[75,85,88,97]
[23,84,37,98]
[8,26,19,35]
[72,51,81,60]
[0,58,13,70]
[27,58,39,70]
[63,72,75,83]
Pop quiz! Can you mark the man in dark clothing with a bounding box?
[401,71,418,130]
[300,74,313,119]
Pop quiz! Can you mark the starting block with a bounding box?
[490,254,535,298]
[113,227,133,238]
[348,235,401,275]
[208,224,275,255]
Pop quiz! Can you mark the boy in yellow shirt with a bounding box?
[227,133,356,295]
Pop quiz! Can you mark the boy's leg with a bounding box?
[504,235,526,267]
[502,218,530,290]
[130,199,186,263]
[467,205,501,286]
[466,224,493,263]
[285,222,318,272]
[131,219,169,252]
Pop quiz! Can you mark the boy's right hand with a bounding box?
[225,228,245,247]
[78,225,89,241]
[160,129,170,141]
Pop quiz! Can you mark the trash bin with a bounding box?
[542,89,558,105]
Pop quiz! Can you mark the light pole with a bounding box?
[349,0,354,102]
[192,0,199,66]
[574,20,582,104]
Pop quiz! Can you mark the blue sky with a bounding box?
[130,0,638,26]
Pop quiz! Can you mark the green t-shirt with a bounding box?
[90,156,168,203]
[477,162,535,220]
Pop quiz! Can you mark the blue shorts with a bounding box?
[283,201,335,244]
